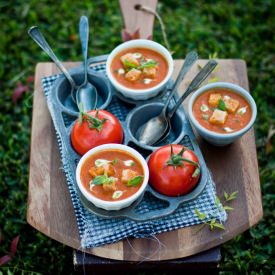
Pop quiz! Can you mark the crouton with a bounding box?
[224,97,240,113]
[142,67,157,78]
[209,109,228,125]
[120,53,139,68]
[104,164,116,177]
[121,169,138,184]
[102,178,117,192]
[125,68,141,82]
[208,93,222,107]
[89,164,115,178]
[89,166,104,178]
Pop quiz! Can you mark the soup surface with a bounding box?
[111,47,168,89]
[80,149,144,201]
[193,89,252,134]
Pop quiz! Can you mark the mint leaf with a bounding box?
[124,59,138,69]
[138,60,157,69]
[127,176,143,187]
[92,175,107,185]
[218,99,227,111]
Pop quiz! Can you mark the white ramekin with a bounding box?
[106,39,174,100]
[76,143,149,210]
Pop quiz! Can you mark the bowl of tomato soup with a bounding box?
[76,144,149,210]
[106,39,173,100]
[188,82,257,146]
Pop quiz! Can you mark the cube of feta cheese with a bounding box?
[120,53,139,68]
[208,93,222,107]
[224,97,240,113]
[125,68,141,82]
[142,67,157,78]
[209,109,228,125]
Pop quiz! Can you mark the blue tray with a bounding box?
[47,55,208,222]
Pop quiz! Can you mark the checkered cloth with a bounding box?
[42,63,227,248]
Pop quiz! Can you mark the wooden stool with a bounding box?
[26,0,262,272]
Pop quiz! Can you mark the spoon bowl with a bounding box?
[76,82,98,112]
[76,16,98,112]
[138,51,198,145]
[127,102,186,150]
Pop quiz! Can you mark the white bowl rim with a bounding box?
[188,82,257,138]
[106,39,174,95]
[76,143,149,208]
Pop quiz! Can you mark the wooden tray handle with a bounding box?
[119,0,158,40]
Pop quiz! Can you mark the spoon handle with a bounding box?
[79,16,89,84]
[162,51,198,115]
[28,26,77,94]
[167,59,218,119]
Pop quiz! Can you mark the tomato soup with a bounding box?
[193,89,252,134]
[110,47,168,89]
[80,149,144,201]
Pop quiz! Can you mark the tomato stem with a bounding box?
[78,110,107,132]
[166,145,200,171]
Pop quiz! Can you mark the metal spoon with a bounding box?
[154,59,218,145]
[138,51,199,145]
[28,26,77,103]
[76,16,98,112]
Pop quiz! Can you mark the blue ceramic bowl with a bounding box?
[188,82,257,146]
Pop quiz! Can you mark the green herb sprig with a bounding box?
[123,59,158,71]
[218,99,227,111]
[127,176,144,187]
[194,190,238,232]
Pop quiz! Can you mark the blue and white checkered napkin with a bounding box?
[42,64,227,248]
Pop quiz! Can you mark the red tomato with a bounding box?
[148,144,201,196]
[71,110,123,155]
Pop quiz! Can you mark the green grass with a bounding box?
[0,0,274,274]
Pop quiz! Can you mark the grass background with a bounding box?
[0,0,274,274]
